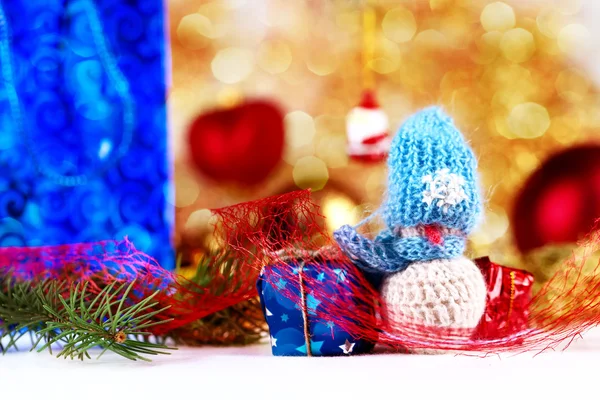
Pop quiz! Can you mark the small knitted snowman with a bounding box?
[345,90,391,162]
[334,106,487,352]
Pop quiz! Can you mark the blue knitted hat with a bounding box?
[333,106,482,274]
[383,106,482,234]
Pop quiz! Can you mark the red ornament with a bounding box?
[513,145,600,253]
[187,100,285,186]
[474,257,534,340]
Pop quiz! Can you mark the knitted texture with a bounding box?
[385,106,482,232]
[380,257,487,338]
[333,225,465,274]
[334,106,482,273]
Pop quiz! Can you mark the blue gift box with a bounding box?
[0,0,173,269]
[257,260,376,356]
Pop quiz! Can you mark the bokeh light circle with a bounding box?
[257,39,292,74]
[177,14,213,50]
[558,24,591,56]
[292,156,329,191]
[382,7,417,43]
[507,103,550,139]
[500,28,535,63]
[211,47,254,84]
[480,2,516,32]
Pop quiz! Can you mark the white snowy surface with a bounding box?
[2,329,600,400]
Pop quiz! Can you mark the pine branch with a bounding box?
[0,274,176,361]
[0,277,55,353]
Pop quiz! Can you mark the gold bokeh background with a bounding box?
[168,0,600,265]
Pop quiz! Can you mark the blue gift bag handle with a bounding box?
[0,0,135,187]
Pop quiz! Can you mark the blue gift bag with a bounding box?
[0,0,173,268]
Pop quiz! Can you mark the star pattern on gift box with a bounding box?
[259,263,375,357]
[422,168,467,213]
[326,320,336,337]
[275,278,287,290]
[296,340,324,356]
[333,269,347,283]
[306,293,321,314]
[339,339,355,355]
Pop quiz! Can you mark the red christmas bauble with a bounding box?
[513,145,600,253]
[187,100,285,186]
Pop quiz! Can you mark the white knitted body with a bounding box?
[380,257,487,353]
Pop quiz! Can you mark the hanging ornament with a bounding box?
[187,100,285,187]
[345,4,391,163]
[513,145,600,253]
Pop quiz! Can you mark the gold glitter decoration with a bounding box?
[500,28,536,63]
[382,7,417,43]
[480,2,516,33]
[169,0,597,258]
[507,103,551,139]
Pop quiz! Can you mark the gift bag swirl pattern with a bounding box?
[0,0,172,268]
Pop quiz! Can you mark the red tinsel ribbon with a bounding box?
[0,239,260,336]
[3,189,600,355]
[213,190,600,354]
